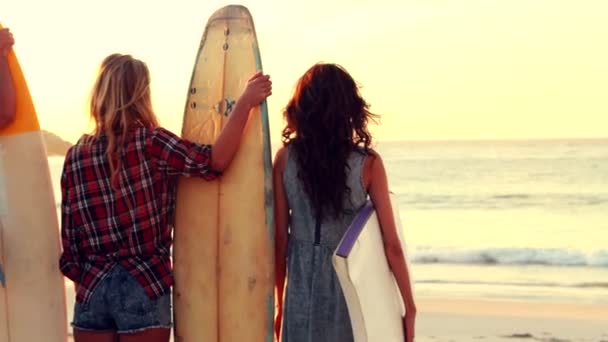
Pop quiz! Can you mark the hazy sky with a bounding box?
[3,0,607,143]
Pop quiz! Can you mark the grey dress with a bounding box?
[282,147,368,342]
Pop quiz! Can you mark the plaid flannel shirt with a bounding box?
[59,126,218,303]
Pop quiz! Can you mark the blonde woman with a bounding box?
[0,27,15,128]
[59,54,271,342]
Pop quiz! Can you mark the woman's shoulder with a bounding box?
[143,126,181,142]
[63,134,94,167]
[74,133,94,145]
[355,146,379,157]
[361,148,385,188]
[273,145,289,172]
[356,147,382,165]
[69,134,98,155]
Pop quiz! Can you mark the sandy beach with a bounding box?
[65,296,608,341]
[415,298,608,342]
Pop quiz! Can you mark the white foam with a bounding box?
[411,246,608,267]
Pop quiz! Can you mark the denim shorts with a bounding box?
[72,265,172,334]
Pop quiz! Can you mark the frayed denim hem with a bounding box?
[71,323,172,334]
[118,324,172,334]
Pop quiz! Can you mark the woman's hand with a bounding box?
[238,71,272,109]
[0,28,14,56]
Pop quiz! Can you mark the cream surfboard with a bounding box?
[173,5,273,342]
[0,23,68,342]
[333,195,412,342]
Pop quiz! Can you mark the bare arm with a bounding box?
[148,72,271,177]
[58,149,83,285]
[0,28,16,129]
[365,151,416,341]
[273,147,289,339]
[209,71,271,171]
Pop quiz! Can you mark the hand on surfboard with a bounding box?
[239,70,272,108]
[208,70,272,171]
[0,28,15,56]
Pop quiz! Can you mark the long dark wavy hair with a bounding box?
[282,63,378,221]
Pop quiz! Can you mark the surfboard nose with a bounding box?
[208,4,254,22]
[0,49,40,136]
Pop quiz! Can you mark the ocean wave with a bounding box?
[411,247,608,267]
[491,194,531,200]
[397,193,608,210]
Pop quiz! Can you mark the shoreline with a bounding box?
[418,297,608,321]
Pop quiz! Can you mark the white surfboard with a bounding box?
[0,23,67,342]
[332,195,411,342]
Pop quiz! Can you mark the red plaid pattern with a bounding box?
[59,126,218,303]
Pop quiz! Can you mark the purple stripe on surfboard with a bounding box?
[335,201,375,257]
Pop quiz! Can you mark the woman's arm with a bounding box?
[58,149,83,285]
[273,146,289,340]
[208,71,271,171]
[365,151,416,342]
[148,72,272,178]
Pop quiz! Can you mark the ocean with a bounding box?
[48,138,608,305]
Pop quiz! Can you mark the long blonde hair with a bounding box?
[90,53,159,188]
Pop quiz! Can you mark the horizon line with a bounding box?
[44,129,608,145]
[270,136,608,145]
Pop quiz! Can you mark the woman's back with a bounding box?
[281,146,367,342]
[283,146,368,249]
[61,126,217,303]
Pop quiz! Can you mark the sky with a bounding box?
[2,0,607,143]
